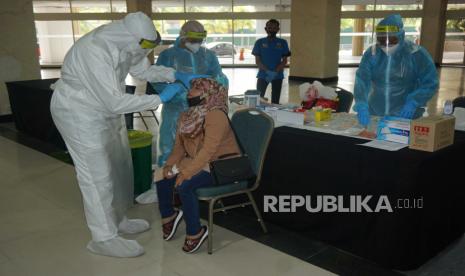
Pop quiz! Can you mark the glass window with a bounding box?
[35,21,74,65]
[72,20,111,41]
[186,0,232,12]
[153,20,184,60]
[71,0,111,13]
[375,0,422,10]
[339,18,376,64]
[33,0,71,13]
[111,0,127,12]
[341,0,422,11]
[279,19,291,45]
[341,1,375,11]
[442,19,465,64]
[152,0,184,13]
[234,19,257,65]
[448,1,465,10]
[234,0,286,12]
[199,20,233,65]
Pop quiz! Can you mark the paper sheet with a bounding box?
[454,107,465,131]
[358,140,408,151]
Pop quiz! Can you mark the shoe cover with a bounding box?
[86,236,144,258]
[118,217,150,234]
[135,187,158,204]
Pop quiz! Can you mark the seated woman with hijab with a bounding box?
[154,78,240,253]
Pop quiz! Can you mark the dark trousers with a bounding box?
[257,78,283,104]
[156,171,213,235]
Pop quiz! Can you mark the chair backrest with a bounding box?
[453,96,465,111]
[335,87,354,113]
[146,82,158,95]
[126,85,136,95]
[126,83,157,95]
[231,108,274,190]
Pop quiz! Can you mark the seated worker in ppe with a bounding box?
[154,78,240,253]
[152,20,229,168]
[353,14,438,127]
[50,12,185,258]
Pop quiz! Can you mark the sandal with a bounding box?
[162,210,183,241]
[182,225,208,253]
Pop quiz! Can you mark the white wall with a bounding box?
[0,0,41,115]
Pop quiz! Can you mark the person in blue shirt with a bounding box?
[252,19,291,104]
[152,20,228,167]
[353,14,438,126]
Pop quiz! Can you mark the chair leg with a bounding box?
[150,110,160,125]
[138,112,149,130]
[208,199,216,254]
[216,199,227,214]
[246,191,268,234]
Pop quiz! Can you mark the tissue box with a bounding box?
[313,108,332,122]
[409,115,455,152]
[376,116,411,144]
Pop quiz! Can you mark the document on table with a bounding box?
[454,107,465,131]
[358,140,408,151]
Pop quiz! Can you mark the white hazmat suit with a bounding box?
[50,12,175,258]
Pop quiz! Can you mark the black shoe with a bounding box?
[162,210,183,241]
[182,226,209,253]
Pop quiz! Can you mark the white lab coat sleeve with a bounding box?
[129,58,176,83]
[75,48,162,115]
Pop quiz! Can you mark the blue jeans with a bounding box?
[156,170,213,235]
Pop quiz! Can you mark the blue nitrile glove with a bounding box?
[174,72,210,88]
[357,106,370,127]
[159,83,184,103]
[215,74,229,88]
[399,100,417,119]
[265,70,278,83]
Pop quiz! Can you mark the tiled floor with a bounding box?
[2,67,465,276]
[0,135,334,276]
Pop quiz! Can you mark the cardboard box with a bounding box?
[376,116,411,144]
[409,115,455,152]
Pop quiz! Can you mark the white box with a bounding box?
[276,110,304,125]
[376,116,411,144]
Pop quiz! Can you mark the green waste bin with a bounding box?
[128,130,153,196]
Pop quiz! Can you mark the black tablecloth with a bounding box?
[6,79,66,150]
[255,126,465,270]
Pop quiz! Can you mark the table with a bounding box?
[255,126,465,270]
[6,79,66,150]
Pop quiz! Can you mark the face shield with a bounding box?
[182,30,207,53]
[376,25,400,56]
[139,30,161,52]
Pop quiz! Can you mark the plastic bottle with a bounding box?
[443,100,453,115]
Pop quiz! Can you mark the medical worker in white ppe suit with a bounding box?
[50,12,183,258]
